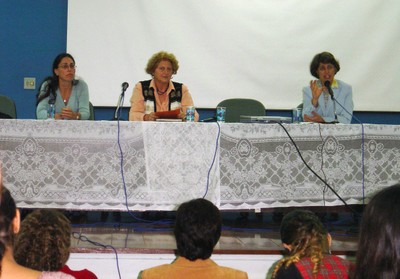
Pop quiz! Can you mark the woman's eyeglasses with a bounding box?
[58,64,76,70]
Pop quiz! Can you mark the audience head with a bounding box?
[0,186,19,263]
[145,51,179,76]
[273,210,331,277]
[354,184,400,279]
[174,198,221,261]
[14,209,71,271]
[309,51,340,79]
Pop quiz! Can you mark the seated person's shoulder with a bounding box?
[139,264,171,278]
[217,266,248,278]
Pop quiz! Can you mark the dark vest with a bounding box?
[140,80,183,112]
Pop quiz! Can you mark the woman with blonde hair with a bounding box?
[129,51,198,121]
[272,210,353,278]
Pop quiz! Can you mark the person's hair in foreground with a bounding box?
[138,198,248,278]
[353,184,400,279]
[309,51,340,79]
[272,210,330,277]
[174,198,221,260]
[0,170,74,279]
[13,209,71,271]
[0,186,18,264]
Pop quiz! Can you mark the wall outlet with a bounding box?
[24,77,36,90]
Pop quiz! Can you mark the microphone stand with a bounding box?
[113,94,125,120]
[324,81,339,123]
[112,83,129,121]
[331,94,339,123]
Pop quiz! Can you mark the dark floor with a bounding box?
[57,209,361,255]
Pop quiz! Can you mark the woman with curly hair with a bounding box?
[129,50,199,121]
[272,210,353,279]
[0,171,74,278]
[13,209,97,279]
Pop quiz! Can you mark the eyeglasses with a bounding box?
[317,64,335,72]
[58,64,76,70]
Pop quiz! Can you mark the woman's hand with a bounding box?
[310,80,323,107]
[304,111,325,123]
[60,107,80,120]
[143,112,158,121]
[178,108,186,121]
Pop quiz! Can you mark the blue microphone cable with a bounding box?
[203,121,221,198]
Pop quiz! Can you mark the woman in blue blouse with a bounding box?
[302,52,354,124]
[36,53,90,120]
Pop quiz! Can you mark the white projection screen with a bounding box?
[67,0,400,111]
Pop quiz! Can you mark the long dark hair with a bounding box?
[353,184,400,279]
[36,53,75,106]
[0,186,17,272]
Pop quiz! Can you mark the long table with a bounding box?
[1,119,399,211]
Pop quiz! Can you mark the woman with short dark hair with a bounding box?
[302,52,353,124]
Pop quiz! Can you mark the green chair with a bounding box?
[216,98,266,123]
[0,95,17,119]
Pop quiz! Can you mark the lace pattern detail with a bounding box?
[1,120,399,210]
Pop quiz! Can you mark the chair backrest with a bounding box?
[88,102,95,120]
[216,98,266,123]
[0,95,17,119]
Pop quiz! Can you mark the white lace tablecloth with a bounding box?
[219,123,400,209]
[0,120,219,210]
[1,120,399,210]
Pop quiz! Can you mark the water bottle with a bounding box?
[48,104,55,119]
[185,106,195,122]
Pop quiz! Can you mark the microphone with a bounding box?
[121,82,129,94]
[113,82,129,120]
[324,80,338,123]
[324,80,334,100]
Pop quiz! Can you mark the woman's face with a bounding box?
[153,59,173,84]
[54,57,76,83]
[316,63,336,84]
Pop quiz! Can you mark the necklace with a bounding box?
[60,87,72,105]
[62,95,70,105]
[156,84,169,95]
